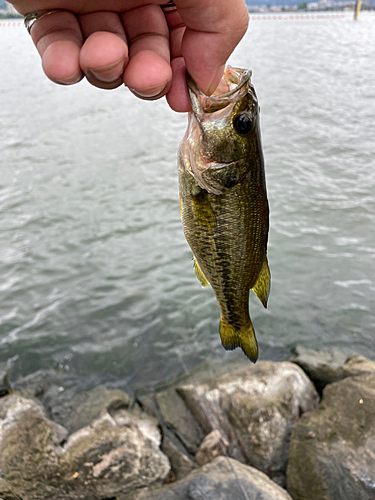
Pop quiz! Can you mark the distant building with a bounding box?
[318,0,332,8]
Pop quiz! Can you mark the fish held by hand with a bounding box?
[178,66,270,362]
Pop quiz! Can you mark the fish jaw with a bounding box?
[187,66,253,116]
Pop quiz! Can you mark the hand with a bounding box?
[11,0,249,111]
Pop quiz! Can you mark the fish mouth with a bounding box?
[187,66,252,114]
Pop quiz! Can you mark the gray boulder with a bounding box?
[120,456,294,500]
[177,361,319,484]
[0,391,170,499]
[195,429,229,466]
[290,346,375,393]
[287,372,375,500]
[0,478,22,500]
[0,392,44,435]
[59,408,170,497]
[0,393,68,499]
[63,385,132,432]
[140,357,252,457]
[0,370,11,398]
[156,387,205,454]
[161,437,195,480]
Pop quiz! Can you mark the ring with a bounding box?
[23,10,65,34]
[160,1,177,12]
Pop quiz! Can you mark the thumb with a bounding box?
[176,0,249,95]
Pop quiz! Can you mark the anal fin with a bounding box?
[252,256,271,308]
[193,256,210,288]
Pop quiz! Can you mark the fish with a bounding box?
[178,66,270,362]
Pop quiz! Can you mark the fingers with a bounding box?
[24,3,174,97]
[176,0,249,96]
[22,0,249,111]
[121,4,172,100]
[79,12,128,89]
[164,10,191,112]
[29,10,129,89]
[30,10,83,84]
[166,57,191,112]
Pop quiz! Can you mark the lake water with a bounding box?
[1,12,374,394]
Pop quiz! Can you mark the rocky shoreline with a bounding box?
[1,346,375,500]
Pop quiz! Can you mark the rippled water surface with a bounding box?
[1,13,374,392]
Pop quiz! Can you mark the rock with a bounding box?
[161,437,195,480]
[64,385,132,433]
[0,392,55,441]
[195,429,229,466]
[12,373,134,433]
[0,478,23,500]
[137,393,161,420]
[156,387,204,454]
[141,357,257,457]
[0,391,170,499]
[0,393,68,499]
[0,371,12,398]
[287,372,375,500]
[120,456,294,500]
[11,369,79,425]
[177,361,319,484]
[59,408,170,498]
[290,346,375,393]
[0,485,22,500]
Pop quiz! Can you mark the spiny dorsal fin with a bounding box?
[252,256,271,308]
[193,256,210,288]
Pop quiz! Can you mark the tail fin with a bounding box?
[219,317,259,363]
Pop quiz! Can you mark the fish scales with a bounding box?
[178,66,270,362]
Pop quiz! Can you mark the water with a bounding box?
[1,13,374,394]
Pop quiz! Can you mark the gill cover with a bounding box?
[181,67,259,195]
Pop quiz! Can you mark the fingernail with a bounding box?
[88,57,126,83]
[56,70,83,85]
[128,82,168,100]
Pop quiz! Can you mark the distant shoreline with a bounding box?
[248,5,375,12]
[0,13,22,19]
[1,7,374,19]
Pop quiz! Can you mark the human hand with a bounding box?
[11,0,249,111]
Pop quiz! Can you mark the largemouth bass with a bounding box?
[178,66,270,362]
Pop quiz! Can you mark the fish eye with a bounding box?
[233,113,253,135]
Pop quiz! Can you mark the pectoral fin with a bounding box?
[193,257,210,288]
[252,256,271,308]
[219,317,258,363]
